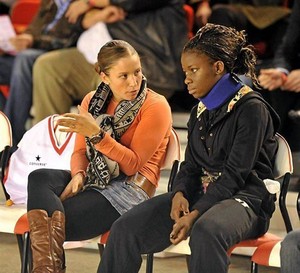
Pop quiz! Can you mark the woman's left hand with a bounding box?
[56,105,101,137]
[282,70,300,92]
[60,172,85,201]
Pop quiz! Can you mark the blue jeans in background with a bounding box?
[3,48,45,146]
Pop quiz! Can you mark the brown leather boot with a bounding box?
[50,211,66,273]
[27,209,54,273]
[28,210,66,273]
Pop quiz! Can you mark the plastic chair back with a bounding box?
[10,0,41,33]
[273,133,293,179]
[161,128,181,170]
[0,111,12,200]
[0,111,12,153]
[183,4,194,39]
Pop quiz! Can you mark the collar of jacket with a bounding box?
[197,85,253,119]
[199,73,242,111]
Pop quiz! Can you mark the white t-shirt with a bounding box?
[4,115,76,204]
[77,22,112,64]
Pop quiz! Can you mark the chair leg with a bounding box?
[28,240,33,273]
[251,261,258,273]
[19,232,30,273]
[186,255,190,270]
[98,243,105,257]
[16,234,24,263]
[145,253,154,273]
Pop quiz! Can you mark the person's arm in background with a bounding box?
[69,0,177,30]
[8,0,46,51]
[188,0,212,27]
[109,0,175,13]
[259,0,300,92]
[65,0,110,24]
[81,5,126,29]
[10,0,85,51]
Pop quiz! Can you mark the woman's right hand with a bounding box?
[258,68,284,91]
[82,6,126,28]
[170,192,200,245]
[56,105,102,138]
[60,173,85,201]
[170,192,190,222]
[282,70,300,92]
[65,0,91,24]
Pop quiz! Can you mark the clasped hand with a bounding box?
[9,34,33,52]
[169,192,199,245]
[259,69,300,92]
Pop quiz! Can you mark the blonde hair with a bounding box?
[95,40,139,75]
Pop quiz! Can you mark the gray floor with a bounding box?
[0,232,280,273]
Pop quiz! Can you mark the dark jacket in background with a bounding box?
[108,0,188,94]
[24,0,84,50]
[273,0,300,70]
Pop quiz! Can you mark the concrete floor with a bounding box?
[0,232,280,273]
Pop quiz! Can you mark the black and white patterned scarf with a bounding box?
[83,77,147,190]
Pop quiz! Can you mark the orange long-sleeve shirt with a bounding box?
[71,89,172,187]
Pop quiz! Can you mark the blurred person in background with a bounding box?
[1,0,86,147]
[258,0,300,171]
[31,0,189,125]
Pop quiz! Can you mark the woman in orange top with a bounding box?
[26,40,172,273]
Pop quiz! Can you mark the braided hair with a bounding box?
[183,23,260,89]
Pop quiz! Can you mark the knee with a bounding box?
[15,49,37,63]
[33,53,53,75]
[12,49,38,75]
[110,215,131,236]
[190,218,222,245]
[281,231,300,251]
[28,169,52,192]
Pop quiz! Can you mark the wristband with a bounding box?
[89,130,105,145]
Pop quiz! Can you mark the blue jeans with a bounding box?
[0,54,14,85]
[3,48,45,145]
[98,193,261,273]
[280,230,300,273]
